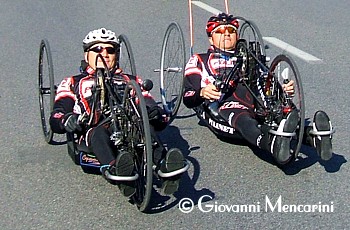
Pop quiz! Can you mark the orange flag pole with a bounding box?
[188,0,194,56]
[225,0,229,14]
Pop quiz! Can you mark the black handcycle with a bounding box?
[38,34,188,212]
[159,18,305,164]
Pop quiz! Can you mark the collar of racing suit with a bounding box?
[209,45,236,60]
[79,60,122,76]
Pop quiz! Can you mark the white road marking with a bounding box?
[191,1,322,64]
[192,1,221,15]
[263,37,322,63]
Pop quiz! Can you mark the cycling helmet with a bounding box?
[206,13,239,37]
[83,28,119,51]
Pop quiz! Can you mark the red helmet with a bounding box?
[206,13,239,37]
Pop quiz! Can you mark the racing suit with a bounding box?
[50,61,167,166]
[183,46,270,150]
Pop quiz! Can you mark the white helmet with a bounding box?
[83,28,119,51]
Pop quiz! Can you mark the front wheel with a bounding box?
[269,54,305,159]
[122,80,153,212]
[235,17,267,58]
[117,34,137,76]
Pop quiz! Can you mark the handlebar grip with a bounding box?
[141,79,153,91]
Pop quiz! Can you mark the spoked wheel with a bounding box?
[159,22,186,122]
[269,54,305,159]
[123,80,153,212]
[117,34,137,76]
[38,39,55,144]
[235,17,266,58]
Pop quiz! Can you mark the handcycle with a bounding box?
[159,16,307,164]
[38,34,189,212]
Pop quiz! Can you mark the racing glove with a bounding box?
[63,113,82,133]
[147,106,163,121]
[147,106,167,131]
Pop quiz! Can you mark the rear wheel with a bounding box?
[269,54,305,159]
[38,39,55,144]
[122,80,153,212]
[159,22,186,122]
[66,132,80,165]
[117,34,137,76]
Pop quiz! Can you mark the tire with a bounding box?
[66,132,80,165]
[269,54,305,159]
[122,80,153,212]
[235,17,266,58]
[159,22,186,122]
[117,34,137,76]
[38,39,55,144]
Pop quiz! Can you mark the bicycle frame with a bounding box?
[84,54,129,146]
[211,39,293,128]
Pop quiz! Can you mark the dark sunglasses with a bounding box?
[89,46,117,54]
[213,26,237,34]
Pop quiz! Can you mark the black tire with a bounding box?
[117,34,137,76]
[159,22,186,122]
[235,17,266,58]
[66,132,80,165]
[122,80,153,212]
[38,39,55,144]
[269,54,305,159]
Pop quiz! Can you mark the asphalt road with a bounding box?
[0,0,349,229]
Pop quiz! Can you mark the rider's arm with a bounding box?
[183,55,206,108]
[199,83,221,100]
[49,77,76,134]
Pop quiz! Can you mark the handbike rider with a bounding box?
[49,28,186,197]
[183,13,334,165]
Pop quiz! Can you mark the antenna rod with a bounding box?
[225,0,229,14]
[188,0,194,56]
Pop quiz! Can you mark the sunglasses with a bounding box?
[88,46,117,54]
[213,26,237,34]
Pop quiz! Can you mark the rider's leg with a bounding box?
[150,125,185,195]
[219,106,298,164]
[218,107,269,147]
[303,110,333,160]
[270,110,299,164]
[87,125,116,165]
[87,125,135,197]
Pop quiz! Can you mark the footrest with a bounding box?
[309,128,335,136]
[310,110,336,137]
[269,129,296,137]
[157,159,190,178]
[104,171,139,181]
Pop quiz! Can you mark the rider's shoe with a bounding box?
[115,150,136,197]
[311,111,333,160]
[271,110,299,165]
[158,148,185,195]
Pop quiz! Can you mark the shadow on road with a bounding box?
[249,144,347,175]
[146,125,215,214]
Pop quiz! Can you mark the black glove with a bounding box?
[147,106,168,131]
[63,113,82,133]
[147,106,163,121]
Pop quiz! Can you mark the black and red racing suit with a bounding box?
[182,46,269,150]
[50,62,167,166]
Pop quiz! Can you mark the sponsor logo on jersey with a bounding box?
[184,91,195,97]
